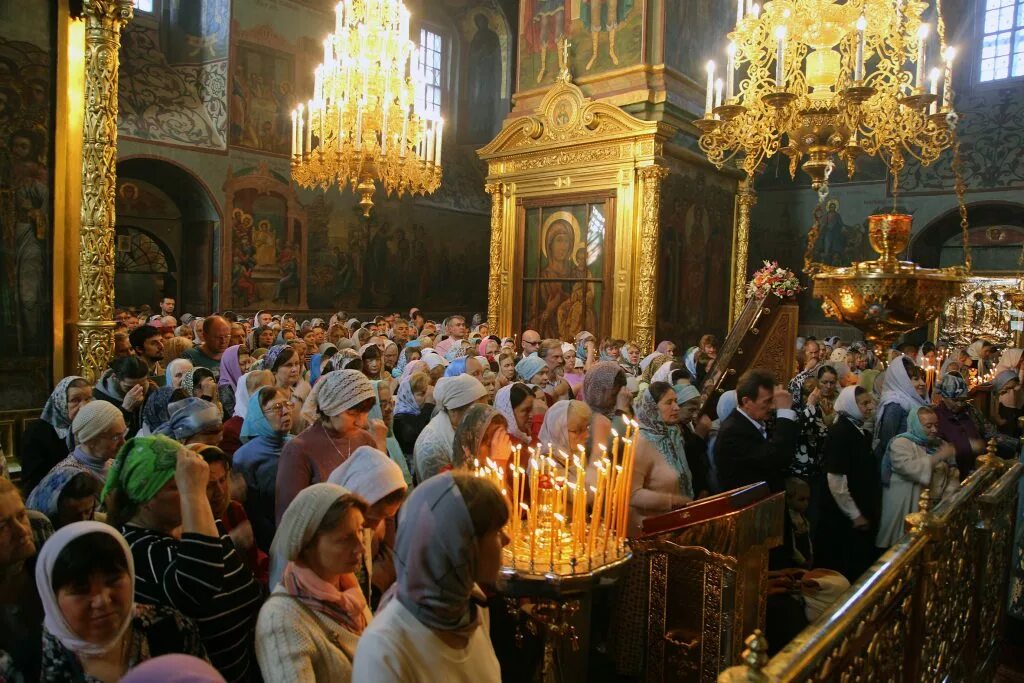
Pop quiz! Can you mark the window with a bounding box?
[979,0,1024,82]
[417,28,443,118]
[133,0,154,13]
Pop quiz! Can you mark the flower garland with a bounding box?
[746,260,803,299]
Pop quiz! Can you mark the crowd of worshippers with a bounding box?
[3,297,1022,682]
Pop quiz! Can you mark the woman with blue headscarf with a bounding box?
[234,386,294,551]
[370,380,414,487]
[876,405,958,548]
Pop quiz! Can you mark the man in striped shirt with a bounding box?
[104,436,264,682]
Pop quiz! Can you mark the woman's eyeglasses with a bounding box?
[264,402,290,414]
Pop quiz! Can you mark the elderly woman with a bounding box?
[33,522,205,682]
[276,370,381,522]
[582,361,631,452]
[392,371,435,462]
[514,354,549,389]
[103,435,262,683]
[26,470,101,529]
[674,384,712,498]
[538,400,592,466]
[42,400,127,486]
[93,356,153,438]
[876,406,958,548]
[258,484,370,682]
[873,357,928,464]
[452,405,511,471]
[20,376,94,494]
[157,398,224,448]
[328,446,409,603]
[368,380,413,486]
[234,386,294,552]
[932,372,988,475]
[165,358,194,390]
[217,345,249,418]
[414,375,488,483]
[495,351,516,389]
[993,369,1024,438]
[222,370,273,457]
[628,382,694,537]
[352,473,508,683]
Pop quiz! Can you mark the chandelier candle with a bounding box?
[855,15,866,82]
[915,23,928,91]
[705,61,715,117]
[928,68,940,114]
[726,42,736,100]
[942,47,955,110]
[775,25,786,85]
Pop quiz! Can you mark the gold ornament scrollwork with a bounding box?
[77,0,133,381]
[635,166,668,353]
[732,178,756,327]
[485,181,505,333]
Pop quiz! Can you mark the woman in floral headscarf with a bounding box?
[20,376,94,493]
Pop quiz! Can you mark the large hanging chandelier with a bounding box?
[695,0,956,189]
[291,0,442,215]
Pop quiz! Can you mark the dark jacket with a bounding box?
[18,420,71,495]
[714,409,799,493]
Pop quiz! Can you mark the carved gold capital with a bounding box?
[635,165,669,353]
[76,0,133,381]
[732,178,757,327]
[485,182,505,333]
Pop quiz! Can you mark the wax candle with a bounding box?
[291,109,297,157]
[304,101,312,154]
[714,78,724,109]
[942,47,956,110]
[775,25,786,86]
[928,67,940,114]
[751,3,760,18]
[736,0,743,26]
[705,61,715,117]
[915,23,929,91]
[855,15,867,82]
[726,42,736,100]
[434,117,443,165]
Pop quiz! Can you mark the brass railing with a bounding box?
[719,442,1022,682]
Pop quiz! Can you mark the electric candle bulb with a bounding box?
[751,3,760,18]
[704,60,716,117]
[942,46,956,110]
[855,15,867,82]
[928,67,941,114]
[775,25,787,86]
[916,23,929,90]
[726,42,736,100]
[714,77,724,109]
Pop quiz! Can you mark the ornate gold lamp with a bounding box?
[291,0,442,215]
[812,213,964,352]
[693,0,971,348]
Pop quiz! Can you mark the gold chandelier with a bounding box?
[695,0,957,189]
[291,0,442,215]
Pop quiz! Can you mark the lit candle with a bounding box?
[290,109,297,157]
[942,46,956,110]
[354,97,363,150]
[714,77,724,110]
[434,117,443,165]
[381,85,390,155]
[704,60,715,117]
[304,101,312,154]
[916,23,929,91]
[775,25,787,86]
[928,67,940,114]
[751,3,760,18]
[399,108,409,157]
[726,42,736,100]
[296,103,304,158]
[855,15,867,82]
[335,2,343,34]
[736,0,743,25]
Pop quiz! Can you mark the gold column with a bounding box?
[76,0,133,381]
[485,181,504,334]
[635,166,668,352]
[731,177,756,326]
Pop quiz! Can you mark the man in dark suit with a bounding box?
[715,368,799,493]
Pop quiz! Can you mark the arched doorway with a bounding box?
[115,158,221,313]
[909,201,1024,269]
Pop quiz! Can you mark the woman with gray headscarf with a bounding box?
[451,405,510,472]
[275,370,382,523]
[352,472,507,683]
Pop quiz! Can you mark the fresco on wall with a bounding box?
[518,0,643,89]
[900,87,1024,194]
[229,42,295,155]
[663,0,733,84]
[656,169,734,345]
[0,6,53,409]
[417,145,490,215]
[230,189,298,306]
[452,0,511,143]
[118,2,229,150]
[305,192,489,312]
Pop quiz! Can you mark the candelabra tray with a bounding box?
[496,551,633,600]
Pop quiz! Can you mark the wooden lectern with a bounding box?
[631,484,784,683]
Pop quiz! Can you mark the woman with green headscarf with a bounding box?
[370,380,414,487]
[876,405,958,549]
[103,435,263,683]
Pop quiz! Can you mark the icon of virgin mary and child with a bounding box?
[530,214,597,340]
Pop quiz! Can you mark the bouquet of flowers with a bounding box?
[746,261,803,299]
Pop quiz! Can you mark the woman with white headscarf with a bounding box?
[352,472,507,683]
[259,484,370,683]
[413,375,488,483]
[33,521,204,681]
[329,446,409,603]
[537,400,592,468]
[276,370,381,523]
[818,386,882,581]
[873,356,928,463]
